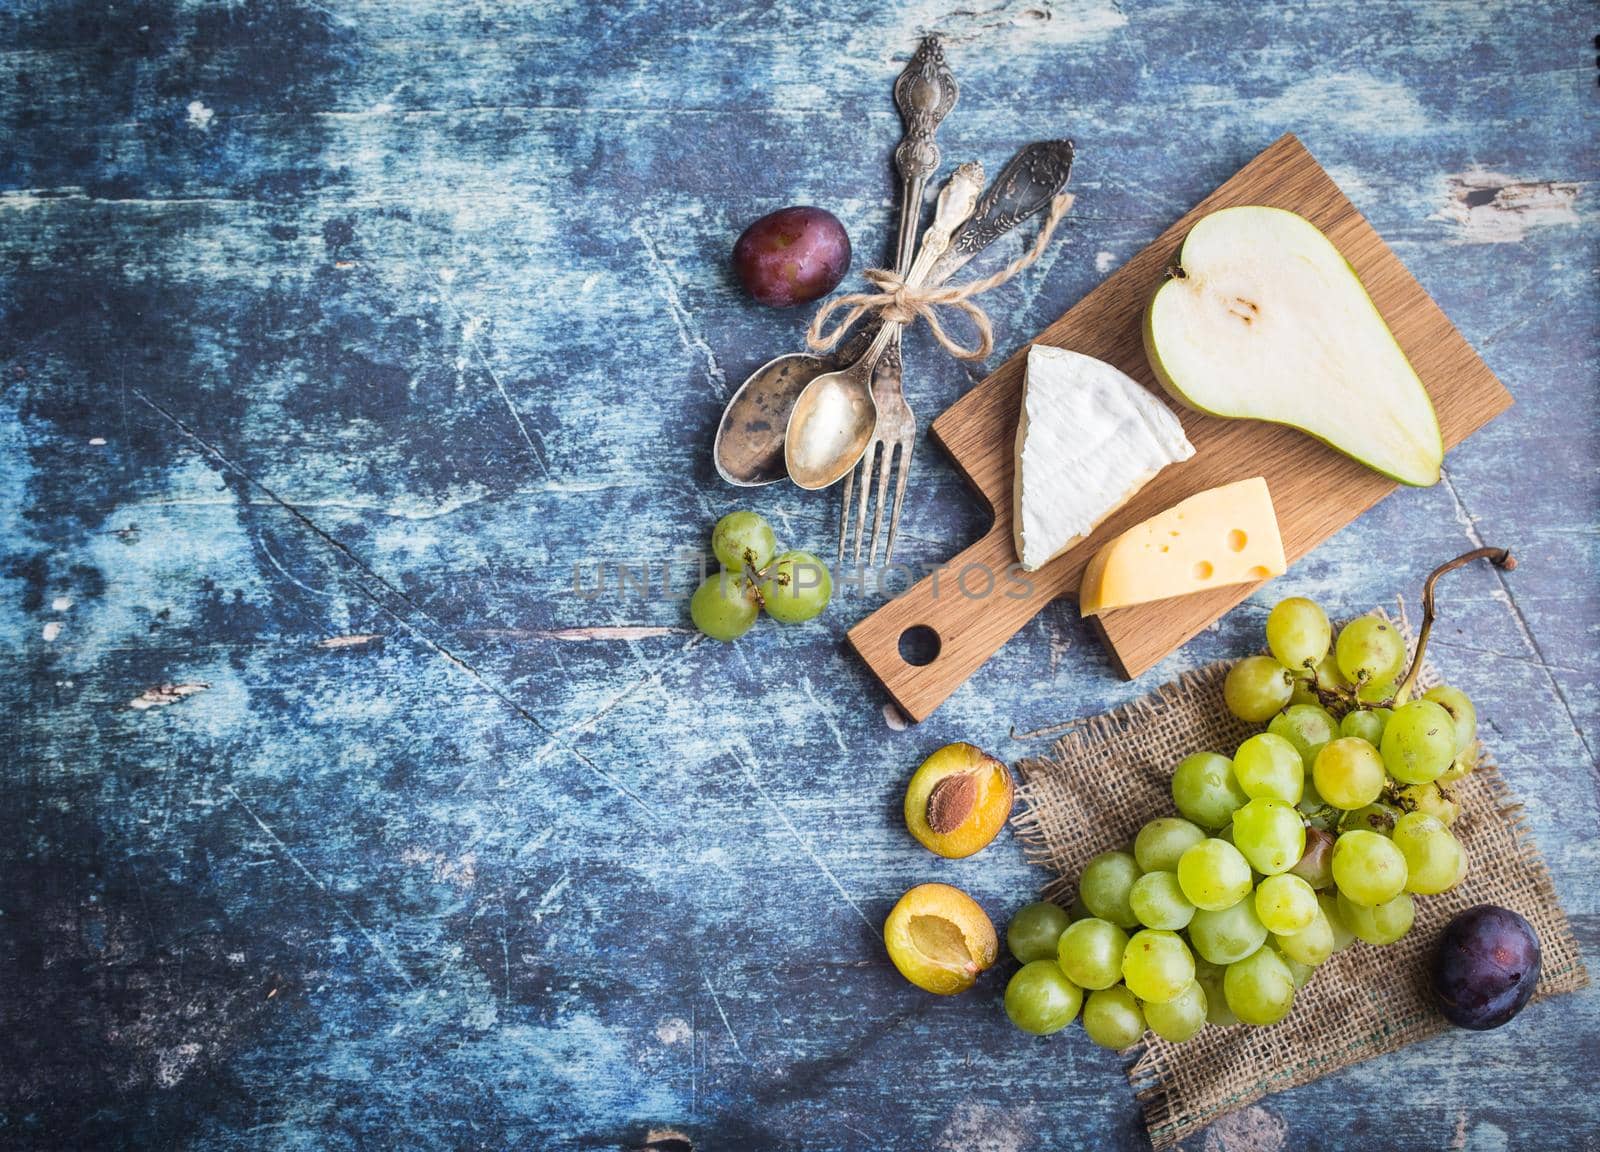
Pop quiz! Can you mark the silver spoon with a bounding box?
[715,142,1075,488]
[712,350,832,487]
[712,36,957,488]
[784,162,985,491]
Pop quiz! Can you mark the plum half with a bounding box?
[902,742,1015,859]
[883,883,998,995]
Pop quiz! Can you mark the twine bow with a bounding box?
[805,192,1074,362]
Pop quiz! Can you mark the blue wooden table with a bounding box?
[2,2,1596,1148]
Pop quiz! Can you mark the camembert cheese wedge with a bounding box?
[1013,345,1195,572]
[1078,476,1287,616]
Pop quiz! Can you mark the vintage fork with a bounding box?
[838,36,956,568]
[849,340,916,568]
[843,138,1078,567]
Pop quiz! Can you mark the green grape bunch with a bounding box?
[689,511,832,640]
[997,549,1511,1047]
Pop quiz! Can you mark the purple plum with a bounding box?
[732,206,851,307]
[1430,904,1541,1030]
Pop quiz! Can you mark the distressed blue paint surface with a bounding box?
[1,1,1596,1149]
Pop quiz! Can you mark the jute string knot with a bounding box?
[805,192,1074,362]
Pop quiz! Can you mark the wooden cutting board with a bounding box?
[848,134,1513,722]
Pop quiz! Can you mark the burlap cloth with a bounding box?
[1011,623,1589,1149]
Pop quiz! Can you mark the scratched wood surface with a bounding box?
[0,3,1595,1150]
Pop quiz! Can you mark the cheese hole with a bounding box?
[1228,529,1248,552]
[1193,561,1214,580]
[1248,565,1273,580]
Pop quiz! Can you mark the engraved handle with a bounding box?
[906,162,985,286]
[928,139,1076,286]
[892,37,959,276]
[858,164,984,377]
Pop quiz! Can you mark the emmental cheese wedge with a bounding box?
[1013,346,1195,572]
[1078,477,1287,617]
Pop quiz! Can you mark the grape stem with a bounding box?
[1308,681,1353,711]
[1391,547,1515,705]
[1302,803,1340,828]
[744,561,770,608]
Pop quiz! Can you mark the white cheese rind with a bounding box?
[1012,345,1195,572]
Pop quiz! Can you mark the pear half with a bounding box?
[1144,206,1443,486]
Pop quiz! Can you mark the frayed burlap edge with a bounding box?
[1010,615,1589,1150]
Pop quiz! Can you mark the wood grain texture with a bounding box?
[0,2,1595,1150]
[850,135,1513,720]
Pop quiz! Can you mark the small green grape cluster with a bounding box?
[689,511,832,641]
[1000,595,1479,1044]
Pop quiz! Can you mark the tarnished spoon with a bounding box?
[712,351,831,487]
[784,162,984,491]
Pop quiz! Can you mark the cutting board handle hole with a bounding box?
[897,625,941,667]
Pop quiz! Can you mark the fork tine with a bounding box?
[850,441,877,567]
[884,434,914,565]
[867,439,895,567]
[836,463,855,565]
